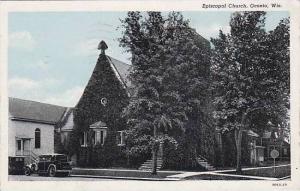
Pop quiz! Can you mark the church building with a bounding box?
[56,41,131,167]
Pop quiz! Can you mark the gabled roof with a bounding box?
[262,131,272,139]
[247,130,259,137]
[106,55,131,88]
[58,108,74,131]
[9,97,67,125]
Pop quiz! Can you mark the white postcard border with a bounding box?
[0,1,299,191]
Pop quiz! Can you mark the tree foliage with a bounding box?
[119,11,213,169]
[211,11,290,172]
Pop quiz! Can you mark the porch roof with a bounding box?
[15,135,33,139]
[90,121,107,128]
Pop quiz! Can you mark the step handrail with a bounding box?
[194,148,208,162]
[30,151,39,163]
[196,154,208,162]
[30,150,38,158]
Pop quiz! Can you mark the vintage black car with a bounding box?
[9,156,25,175]
[24,154,72,177]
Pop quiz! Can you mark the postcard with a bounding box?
[0,1,299,191]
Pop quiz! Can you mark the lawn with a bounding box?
[222,165,291,178]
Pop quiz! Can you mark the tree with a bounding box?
[160,12,214,164]
[264,18,290,132]
[211,12,290,172]
[120,11,167,174]
[120,11,212,173]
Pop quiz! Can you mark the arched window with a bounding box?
[35,128,41,148]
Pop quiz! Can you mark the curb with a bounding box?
[70,174,181,181]
[277,175,291,180]
[72,168,185,173]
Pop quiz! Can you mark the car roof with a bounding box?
[39,153,66,156]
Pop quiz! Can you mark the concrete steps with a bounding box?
[197,158,216,171]
[138,158,163,171]
[19,151,38,165]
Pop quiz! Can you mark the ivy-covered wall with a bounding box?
[68,50,217,169]
[73,53,129,166]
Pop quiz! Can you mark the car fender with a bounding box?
[24,164,32,171]
[24,164,30,169]
[31,163,38,171]
[47,164,56,172]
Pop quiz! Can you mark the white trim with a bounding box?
[90,126,107,129]
[116,131,125,146]
[80,132,88,147]
[60,129,73,132]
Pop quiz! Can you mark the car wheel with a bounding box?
[48,166,56,177]
[24,167,31,176]
[60,172,70,177]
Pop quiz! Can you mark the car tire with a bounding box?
[61,172,70,177]
[24,167,31,176]
[48,166,56,177]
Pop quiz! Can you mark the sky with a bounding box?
[8,11,289,107]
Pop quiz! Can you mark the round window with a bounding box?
[101,98,108,106]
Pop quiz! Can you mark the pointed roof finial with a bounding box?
[98,40,108,55]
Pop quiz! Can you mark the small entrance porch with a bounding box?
[15,135,37,164]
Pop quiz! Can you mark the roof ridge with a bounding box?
[106,55,131,66]
[9,97,67,108]
[9,97,67,124]
[106,56,128,88]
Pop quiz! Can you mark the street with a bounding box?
[8,174,121,181]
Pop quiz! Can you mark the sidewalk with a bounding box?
[71,167,183,181]
[168,164,291,180]
[70,164,291,181]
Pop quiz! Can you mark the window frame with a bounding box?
[100,130,104,145]
[34,128,41,149]
[94,129,106,146]
[80,132,88,147]
[116,131,125,146]
[17,139,21,150]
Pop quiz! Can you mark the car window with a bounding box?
[55,155,68,162]
[39,155,52,161]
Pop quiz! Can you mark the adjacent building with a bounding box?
[8,97,67,164]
